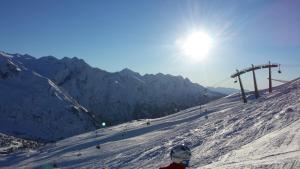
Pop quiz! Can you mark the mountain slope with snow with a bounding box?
[207,86,240,95]
[0,52,98,141]
[1,76,299,168]
[12,52,224,124]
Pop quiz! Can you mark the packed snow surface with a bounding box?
[1,78,300,168]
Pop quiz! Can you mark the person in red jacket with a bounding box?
[160,144,192,169]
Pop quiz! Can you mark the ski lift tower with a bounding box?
[262,61,280,93]
[231,65,262,103]
[231,61,281,103]
[231,69,247,103]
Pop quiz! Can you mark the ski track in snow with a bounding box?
[1,79,300,169]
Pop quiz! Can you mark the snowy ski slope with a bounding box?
[1,78,300,169]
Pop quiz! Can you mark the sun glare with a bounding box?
[179,31,213,62]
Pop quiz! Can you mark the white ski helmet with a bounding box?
[170,145,191,166]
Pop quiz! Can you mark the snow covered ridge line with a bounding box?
[7,51,225,126]
[0,53,99,142]
[206,87,240,95]
[0,51,13,58]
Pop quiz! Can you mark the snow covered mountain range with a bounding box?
[207,86,240,95]
[2,76,299,168]
[0,52,98,142]
[0,51,223,141]
[10,52,223,125]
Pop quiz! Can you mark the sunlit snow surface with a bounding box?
[1,79,300,169]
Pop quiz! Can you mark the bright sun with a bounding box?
[179,31,213,62]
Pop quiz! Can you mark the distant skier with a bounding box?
[160,145,191,169]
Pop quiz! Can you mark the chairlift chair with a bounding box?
[278,64,282,74]
[234,77,238,83]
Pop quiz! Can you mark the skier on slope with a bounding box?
[159,145,192,169]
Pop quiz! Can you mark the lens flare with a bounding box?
[179,31,213,62]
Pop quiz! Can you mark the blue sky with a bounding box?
[1,0,300,90]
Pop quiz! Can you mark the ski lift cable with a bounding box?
[280,64,300,68]
[270,63,300,73]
